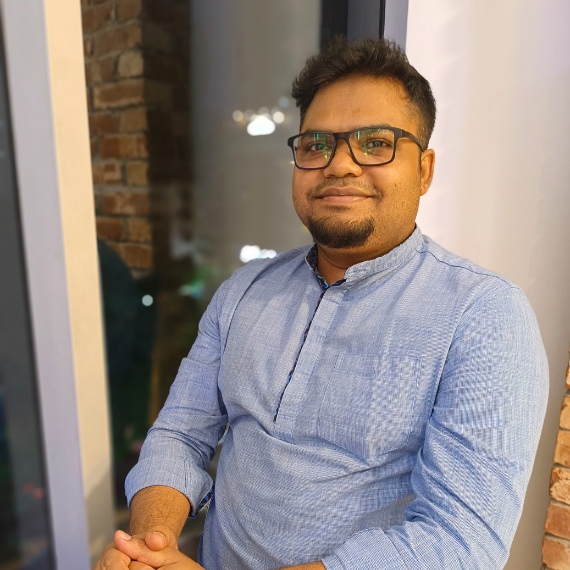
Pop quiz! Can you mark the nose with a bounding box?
[323,139,362,178]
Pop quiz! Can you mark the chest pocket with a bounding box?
[317,352,421,462]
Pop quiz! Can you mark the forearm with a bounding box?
[282,562,325,570]
[130,485,191,541]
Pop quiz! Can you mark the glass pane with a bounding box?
[82,0,318,555]
[0,16,54,570]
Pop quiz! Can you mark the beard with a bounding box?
[305,177,378,249]
[307,212,375,249]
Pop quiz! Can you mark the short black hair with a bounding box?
[291,37,436,148]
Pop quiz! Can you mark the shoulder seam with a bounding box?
[417,248,514,286]
[454,280,520,337]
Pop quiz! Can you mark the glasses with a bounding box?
[287,126,424,170]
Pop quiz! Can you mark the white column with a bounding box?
[407,1,570,567]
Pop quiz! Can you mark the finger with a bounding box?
[145,531,168,551]
[115,531,183,567]
[129,562,154,570]
[94,541,131,570]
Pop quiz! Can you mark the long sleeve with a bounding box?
[322,285,549,570]
[125,282,229,516]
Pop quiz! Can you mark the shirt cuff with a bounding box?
[321,528,404,570]
[125,455,213,517]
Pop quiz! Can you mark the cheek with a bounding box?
[291,171,313,222]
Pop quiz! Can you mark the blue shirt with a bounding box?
[126,228,548,570]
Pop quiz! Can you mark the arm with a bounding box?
[125,282,229,517]
[93,487,192,570]
[282,562,326,570]
[94,284,229,569]
[321,285,549,570]
[129,485,191,541]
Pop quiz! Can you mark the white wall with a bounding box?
[407,1,570,568]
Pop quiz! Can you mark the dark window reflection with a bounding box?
[0,15,53,570]
[83,0,318,554]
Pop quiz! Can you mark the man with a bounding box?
[95,38,548,570]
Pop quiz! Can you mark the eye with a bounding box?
[365,138,392,149]
[308,142,328,152]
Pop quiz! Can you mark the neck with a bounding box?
[316,226,416,284]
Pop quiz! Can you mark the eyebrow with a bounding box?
[300,123,396,133]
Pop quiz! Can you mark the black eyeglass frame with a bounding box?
[287,126,424,170]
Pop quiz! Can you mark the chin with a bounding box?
[308,215,375,250]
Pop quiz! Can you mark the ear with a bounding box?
[419,149,435,196]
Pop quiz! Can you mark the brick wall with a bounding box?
[82,0,191,274]
[83,0,195,421]
[542,348,570,570]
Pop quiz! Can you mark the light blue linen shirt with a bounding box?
[126,228,548,570]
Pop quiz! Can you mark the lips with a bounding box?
[316,186,373,199]
[315,186,373,204]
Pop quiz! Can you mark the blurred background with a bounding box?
[0,0,569,569]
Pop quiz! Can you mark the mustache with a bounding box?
[308,178,380,199]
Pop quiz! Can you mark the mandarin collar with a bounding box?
[305,226,423,286]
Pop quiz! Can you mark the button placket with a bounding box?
[272,284,347,441]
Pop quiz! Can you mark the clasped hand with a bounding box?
[94,529,203,570]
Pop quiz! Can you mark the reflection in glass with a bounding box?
[84,0,319,556]
[0,15,53,570]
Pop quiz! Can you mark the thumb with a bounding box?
[145,531,168,551]
[115,531,181,567]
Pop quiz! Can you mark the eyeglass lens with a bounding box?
[294,128,395,168]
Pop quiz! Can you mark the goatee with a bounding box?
[308,214,375,249]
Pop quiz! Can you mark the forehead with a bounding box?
[302,74,419,135]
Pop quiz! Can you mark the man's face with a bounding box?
[292,74,435,257]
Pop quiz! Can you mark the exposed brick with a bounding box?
[92,162,122,185]
[118,51,144,78]
[117,0,142,22]
[81,3,114,34]
[126,161,148,186]
[128,218,152,242]
[85,61,98,84]
[96,217,125,241]
[566,359,570,390]
[116,243,152,269]
[84,38,93,57]
[562,397,570,430]
[544,537,570,570]
[81,0,90,7]
[546,504,570,540]
[93,79,144,110]
[552,468,570,505]
[89,113,120,137]
[555,432,570,468]
[121,107,147,133]
[90,139,98,159]
[94,23,142,56]
[99,135,148,159]
[102,192,149,216]
[85,57,115,84]
[100,57,116,82]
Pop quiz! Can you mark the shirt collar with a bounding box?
[305,226,423,287]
